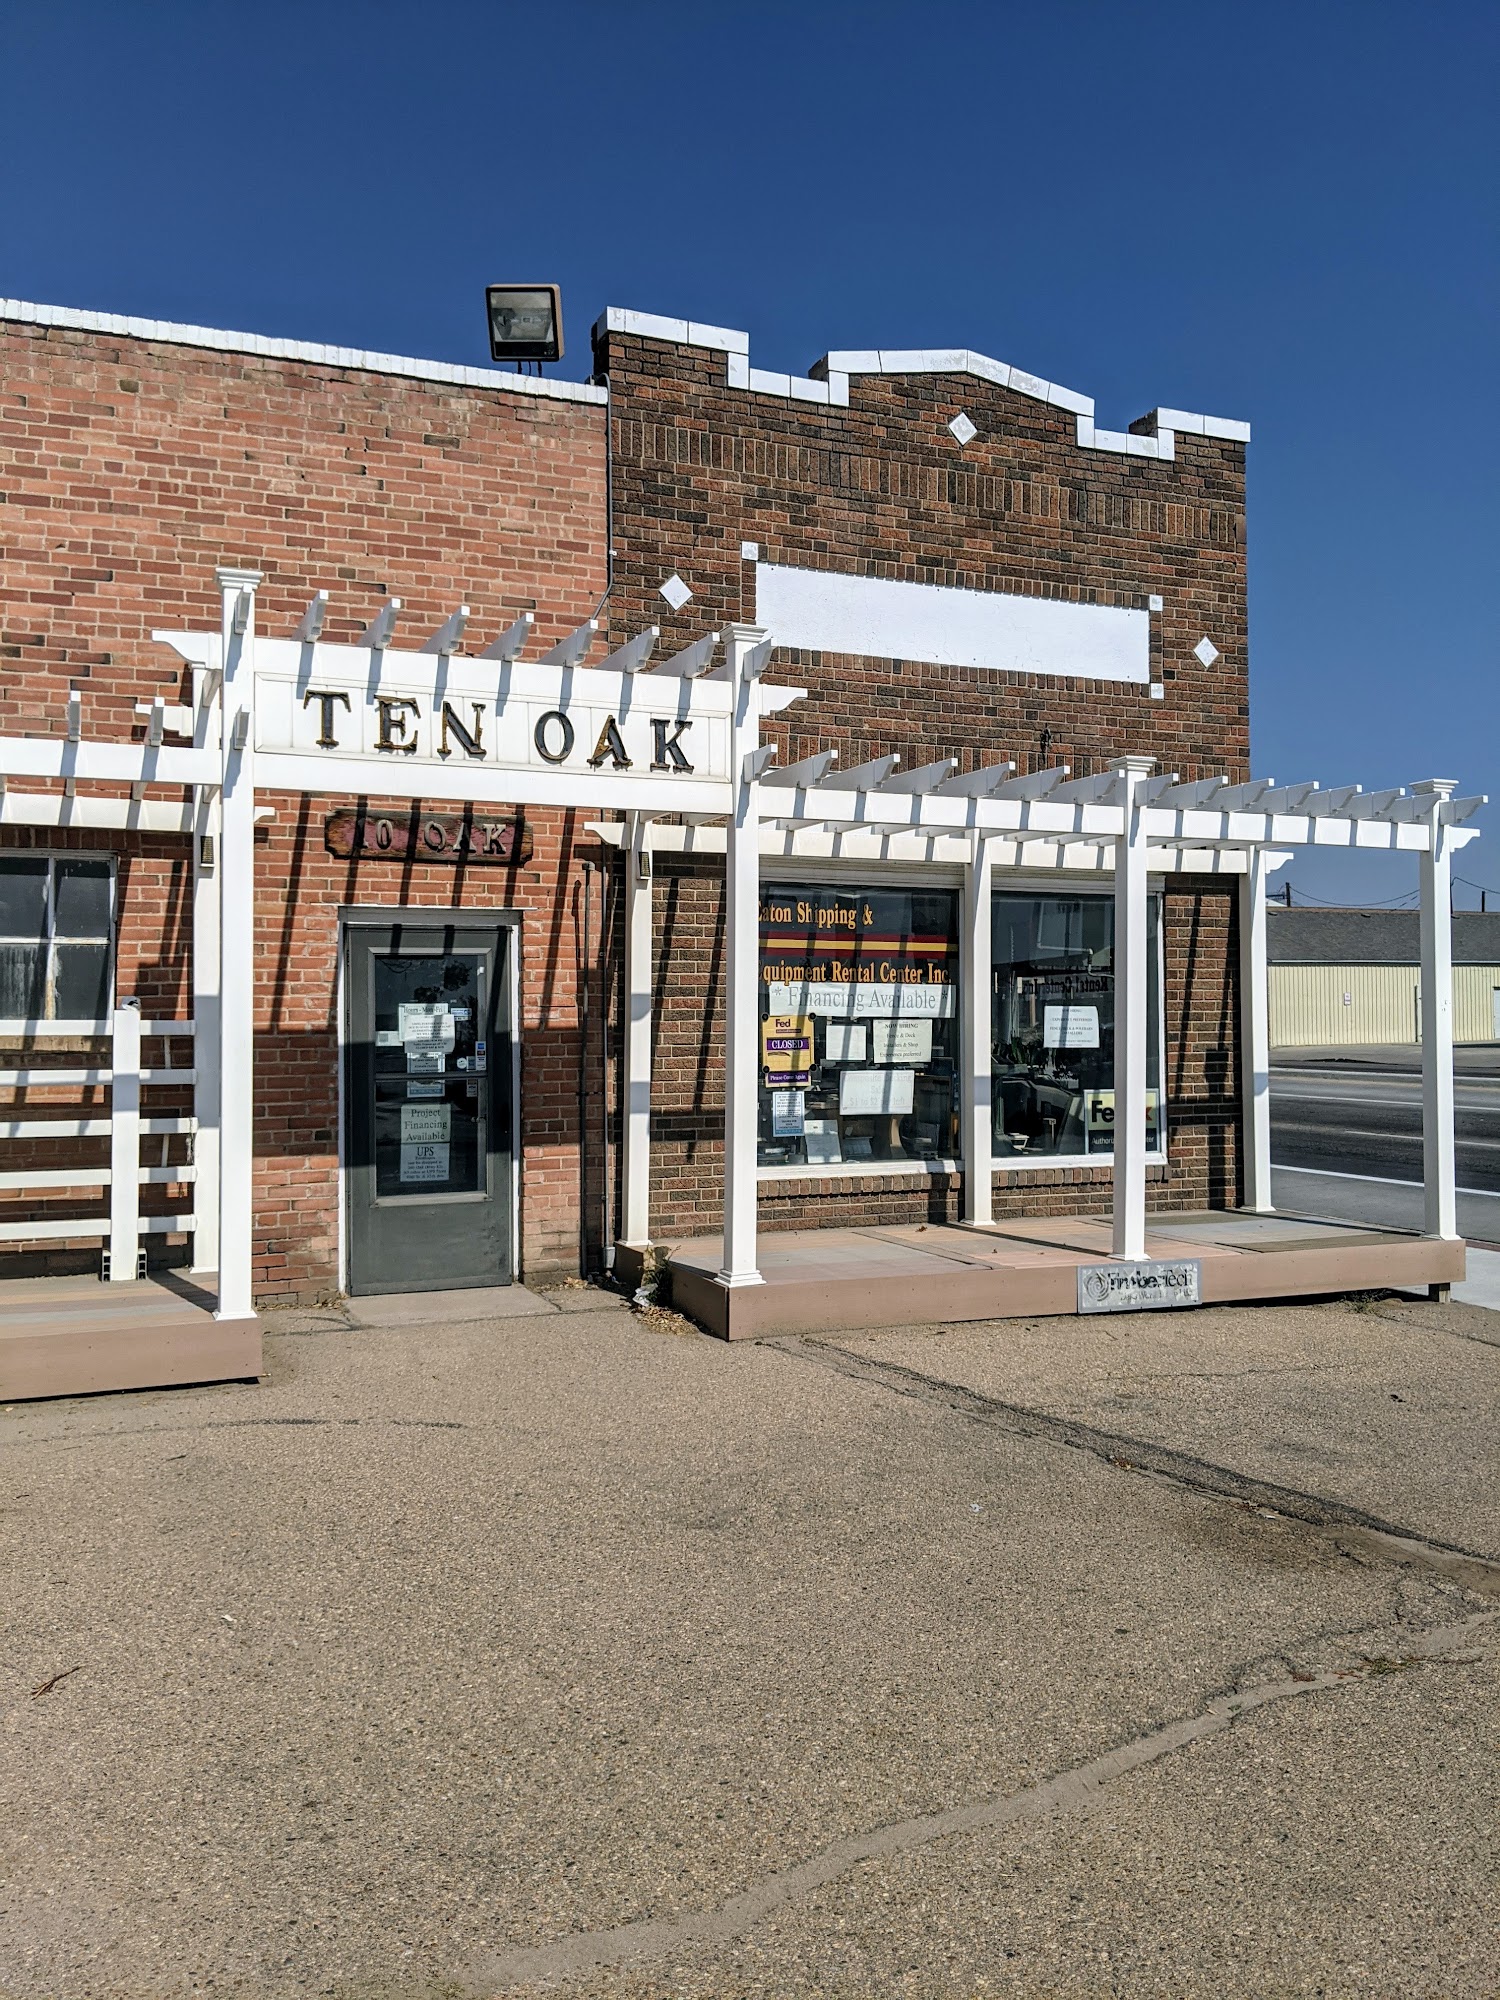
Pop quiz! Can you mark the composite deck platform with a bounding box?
[0,1271,261,1402]
[665,1209,1466,1340]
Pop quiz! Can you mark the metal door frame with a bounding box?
[337,905,522,1296]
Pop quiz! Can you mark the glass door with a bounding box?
[344,920,513,1295]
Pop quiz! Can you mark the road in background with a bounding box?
[1270,1043,1500,1245]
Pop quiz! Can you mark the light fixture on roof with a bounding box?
[485,284,564,366]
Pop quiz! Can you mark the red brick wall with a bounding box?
[0,320,608,1298]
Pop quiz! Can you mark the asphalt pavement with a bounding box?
[2,1288,1497,1999]
[1272,1043,1500,1249]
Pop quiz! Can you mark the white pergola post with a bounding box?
[215,566,261,1321]
[190,708,222,1275]
[1112,756,1155,1261]
[1416,779,1459,1241]
[961,832,994,1225]
[620,811,654,1248]
[107,1001,142,1281]
[1238,843,1274,1213]
[718,624,766,1288]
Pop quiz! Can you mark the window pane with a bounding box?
[53,860,112,939]
[0,858,48,940]
[991,893,1161,1160]
[0,942,46,1017]
[758,885,961,1167]
[54,942,111,1021]
[370,954,486,1198]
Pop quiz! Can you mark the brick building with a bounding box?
[1,291,1470,1376]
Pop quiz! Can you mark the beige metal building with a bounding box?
[1269,908,1500,1046]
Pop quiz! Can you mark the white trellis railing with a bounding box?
[0,1007,201,1280]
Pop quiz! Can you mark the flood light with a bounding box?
[485,284,564,364]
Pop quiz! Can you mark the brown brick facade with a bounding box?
[0,320,608,1298]
[592,325,1248,789]
[1,305,1253,1302]
[592,323,1249,1242]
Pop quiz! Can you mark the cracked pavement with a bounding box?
[1,1287,1497,1997]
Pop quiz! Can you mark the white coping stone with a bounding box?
[1155,405,1252,443]
[603,306,692,344]
[1044,380,1094,416]
[592,305,1253,450]
[821,349,884,373]
[786,376,830,404]
[0,297,607,406]
[686,320,750,353]
[963,352,1013,388]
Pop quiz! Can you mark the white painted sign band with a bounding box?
[755,562,1150,684]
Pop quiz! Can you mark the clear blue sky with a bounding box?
[3,1,1495,906]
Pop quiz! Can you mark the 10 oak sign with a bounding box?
[257,677,716,777]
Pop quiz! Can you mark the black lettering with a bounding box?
[375,696,420,753]
[650,716,694,772]
[587,715,632,769]
[303,688,351,749]
[438,700,486,760]
[534,709,575,764]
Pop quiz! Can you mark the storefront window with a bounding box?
[991,893,1161,1161]
[758,884,960,1168]
[0,855,113,1020]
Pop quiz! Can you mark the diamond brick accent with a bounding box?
[659,573,693,611]
[947,411,977,445]
[1194,636,1220,667]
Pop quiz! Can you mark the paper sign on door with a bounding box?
[399,1101,451,1182]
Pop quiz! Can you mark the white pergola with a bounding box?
[596,629,1483,1293]
[0,580,1482,1316]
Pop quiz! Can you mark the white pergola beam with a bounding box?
[761,750,840,790]
[836,755,903,790]
[424,606,470,655]
[661,631,720,679]
[600,625,660,675]
[936,761,1016,797]
[360,598,401,650]
[292,591,329,644]
[479,611,534,664]
[539,618,599,669]
[875,758,958,795]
